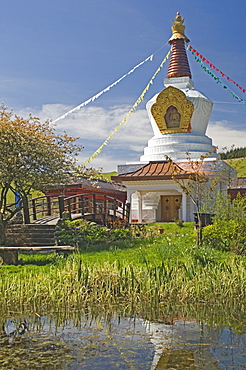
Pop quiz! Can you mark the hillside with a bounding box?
[102,172,118,181]
[225,157,246,177]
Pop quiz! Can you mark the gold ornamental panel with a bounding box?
[151,86,194,134]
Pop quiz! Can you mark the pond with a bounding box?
[0,306,245,369]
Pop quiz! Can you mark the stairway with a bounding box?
[6,224,56,247]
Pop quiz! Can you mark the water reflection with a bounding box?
[0,309,245,369]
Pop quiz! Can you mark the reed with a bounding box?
[0,223,245,316]
[0,254,245,315]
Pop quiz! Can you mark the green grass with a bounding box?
[77,223,225,267]
[225,157,246,177]
[5,188,44,206]
[1,222,245,319]
[102,171,118,181]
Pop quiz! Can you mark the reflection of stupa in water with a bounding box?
[144,319,220,370]
[113,13,236,223]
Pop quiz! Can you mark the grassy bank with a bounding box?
[0,223,245,318]
[225,157,246,177]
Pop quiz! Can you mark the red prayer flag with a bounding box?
[189,45,246,93]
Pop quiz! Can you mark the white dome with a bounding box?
[141,77,216,162]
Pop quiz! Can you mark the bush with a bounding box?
[55,219,132,250]
[203,219,246,254]
[174,219,184,227]
[109,228,132,241]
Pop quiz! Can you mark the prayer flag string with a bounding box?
[52,54,155,124]
[82,49,171,167]
[188,47,246,104]
[188,45,246,93]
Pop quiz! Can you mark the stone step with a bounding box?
[6,224,56,247]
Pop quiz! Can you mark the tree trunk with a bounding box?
[196,225,203,247]
[196,212,203,247]
[22,195,30,224]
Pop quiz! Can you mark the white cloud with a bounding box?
[16,103,152,172]
[207,120,246,151]
[16,104,246,171]
[15,105,245,172]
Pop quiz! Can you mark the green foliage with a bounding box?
[56,219,132,251]
[174,218,184,227]
[200,190,231,218]
[166,150,219,246]
[220,146,246,160]
[201,191,246,220]
[0,105,83,244]
[109,228,132,241]
[0,105,82,198]
[202,194,246,254]
[203,219,246,254]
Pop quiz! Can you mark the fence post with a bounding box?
[47,196,52,216]
[122,201,125,220]
[93,194,96,222]
[67,198,72,220]
[58,195,64,219]
[22,196,30,224]
[79,196,84,216]
[103,195,107,225]
[126,202,130,223]
[113,199,117,222]
[32,199,37,220]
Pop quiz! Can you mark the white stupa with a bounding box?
[113,13,236,223]
[140,12,216,163]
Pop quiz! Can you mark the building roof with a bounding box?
[229,177,246,189]
[112,161,193,182]
[44,177,127,201]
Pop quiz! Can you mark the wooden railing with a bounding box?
[24,193,129,226]
[24,195,60,223]
[61,193,130,226]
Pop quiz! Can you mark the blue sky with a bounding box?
[1,0,246,171]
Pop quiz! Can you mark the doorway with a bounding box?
[161,195,182,222]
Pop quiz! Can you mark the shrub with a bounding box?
[55,219,132,250]
[109,228,132,241]
[203,219,246,254]
[174,219,184,227]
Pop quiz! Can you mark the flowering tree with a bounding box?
[166,151,219,246]
[0,105,83,244]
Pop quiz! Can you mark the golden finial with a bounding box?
[172,12,184,26]
[169,12,189,42]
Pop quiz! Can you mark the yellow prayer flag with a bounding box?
[82,48,171,167]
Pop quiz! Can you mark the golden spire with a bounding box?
[168,12,189,43]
